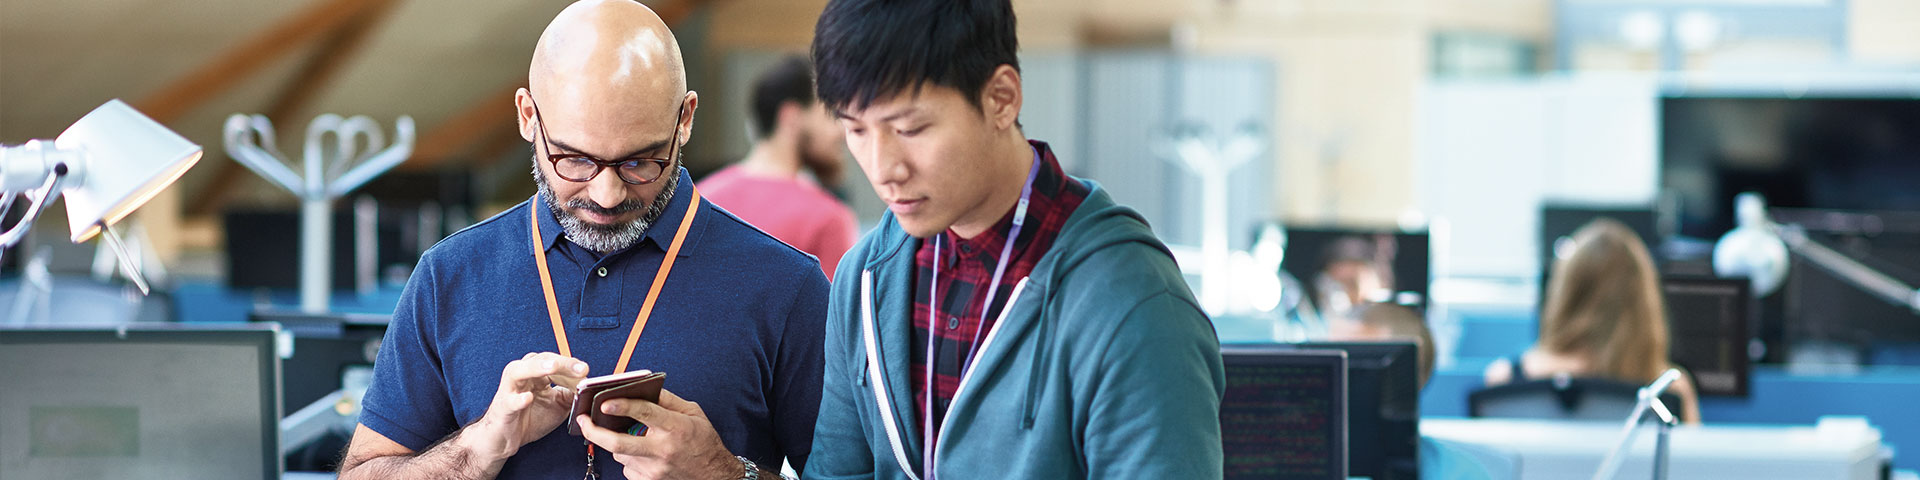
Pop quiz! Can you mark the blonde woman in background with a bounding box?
[1482,218,1702,424]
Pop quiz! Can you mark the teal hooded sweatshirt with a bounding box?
[803,177,1226,480]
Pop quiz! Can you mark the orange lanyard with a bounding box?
[529,188,701,375]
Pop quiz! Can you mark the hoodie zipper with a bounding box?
[861,271,923,480]
[929,277,1030,478]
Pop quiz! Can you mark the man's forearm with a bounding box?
[338,428,504,480]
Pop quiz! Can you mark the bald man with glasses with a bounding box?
[337,1,826,479]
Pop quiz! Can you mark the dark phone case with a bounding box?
[567,372,664,436]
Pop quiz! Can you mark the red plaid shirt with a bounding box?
[910,140,1088,445]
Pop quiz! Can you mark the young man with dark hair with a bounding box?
[802,1,1224,479]
[701,55,859,281]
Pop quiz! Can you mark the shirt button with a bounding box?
[596,267,608,277]
[947,316,960,329]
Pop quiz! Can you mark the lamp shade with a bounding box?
[54,99,202,243]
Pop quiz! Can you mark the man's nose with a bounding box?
[865,133,908,187]
[586,167,631,208]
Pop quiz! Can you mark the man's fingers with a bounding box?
[534,384,574,408]
[489,390,535,424]
[600,397,677,428]
[499,353,589,392]
[654,388,703,417]
[577,414,656,457]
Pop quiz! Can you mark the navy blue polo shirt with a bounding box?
[361,168,827,479]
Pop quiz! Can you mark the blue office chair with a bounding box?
[1468,375,1682,422]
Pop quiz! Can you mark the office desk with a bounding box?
[1422,417,1890,480]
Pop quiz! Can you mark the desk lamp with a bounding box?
[1713,192,1920,315]
[0,99,203,294]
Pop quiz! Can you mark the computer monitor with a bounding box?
[1221,347,1347,480]
[1659,96,1920,241]
[1267,342,1419,480]
[1278,226,1430,311]
[1539,204,1662,268]
[249,310,388,417]
[1662,275,1754,397]
[0,323,281,479]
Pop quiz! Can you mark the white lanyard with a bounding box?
[922,147,1041,480]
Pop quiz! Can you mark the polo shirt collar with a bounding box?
[636,167,699,255]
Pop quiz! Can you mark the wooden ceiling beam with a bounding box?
[403,86,521,169]
[135,0,384,123]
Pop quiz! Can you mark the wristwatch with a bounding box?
[736,456,761,480]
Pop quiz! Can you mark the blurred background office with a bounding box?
[2,0,1917,478]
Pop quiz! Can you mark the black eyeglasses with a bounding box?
[530,92,687,185]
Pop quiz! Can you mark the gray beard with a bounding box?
[533,159,679,254]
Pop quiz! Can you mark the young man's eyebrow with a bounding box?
[833,106,922,124]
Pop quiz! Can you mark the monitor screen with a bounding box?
[1540,205,1662,268]
[1663,275,1754,397]
[1279,227,1430,313]
[1221,347,1347,480]
[1660,96,1920,240]
[1272,342,1420,480]
[0,324,281,478]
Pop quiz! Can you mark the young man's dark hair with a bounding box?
[810,0,1020,113]
[749,55,817,139]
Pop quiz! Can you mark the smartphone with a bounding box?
[567,370,665,436]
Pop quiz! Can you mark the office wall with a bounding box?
[700,0,1554,231]
[1851,0,1920,64]
[1416,76,1659,279]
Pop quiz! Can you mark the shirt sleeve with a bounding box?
[1082,290,1226,479]
[358,256,458,451]
[801,259,877,479]
[772,270,830,472]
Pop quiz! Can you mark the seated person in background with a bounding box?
[1482,218,1701,424]
[701,55,860,281]
[1331,303,1435,389]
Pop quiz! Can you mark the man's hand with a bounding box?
[461,352,589,464]
[577,388,742,480]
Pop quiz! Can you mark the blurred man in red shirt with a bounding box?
[702,55,860,280]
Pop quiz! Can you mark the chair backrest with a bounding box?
[1468,376,1682,422]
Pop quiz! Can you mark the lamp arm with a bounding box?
[1591,368,1685,480]
[0,190,18,225]
[0,169,68,249]
[1779,226,1920,315]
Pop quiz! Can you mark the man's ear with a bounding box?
[678,90,700,147]
[515,88,538,142]
[979,64,1023,132]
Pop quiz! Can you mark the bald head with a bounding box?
[518,0,697,169]
[531,0,685,103]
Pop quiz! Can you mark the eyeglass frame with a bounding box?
[529,91,689,185]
